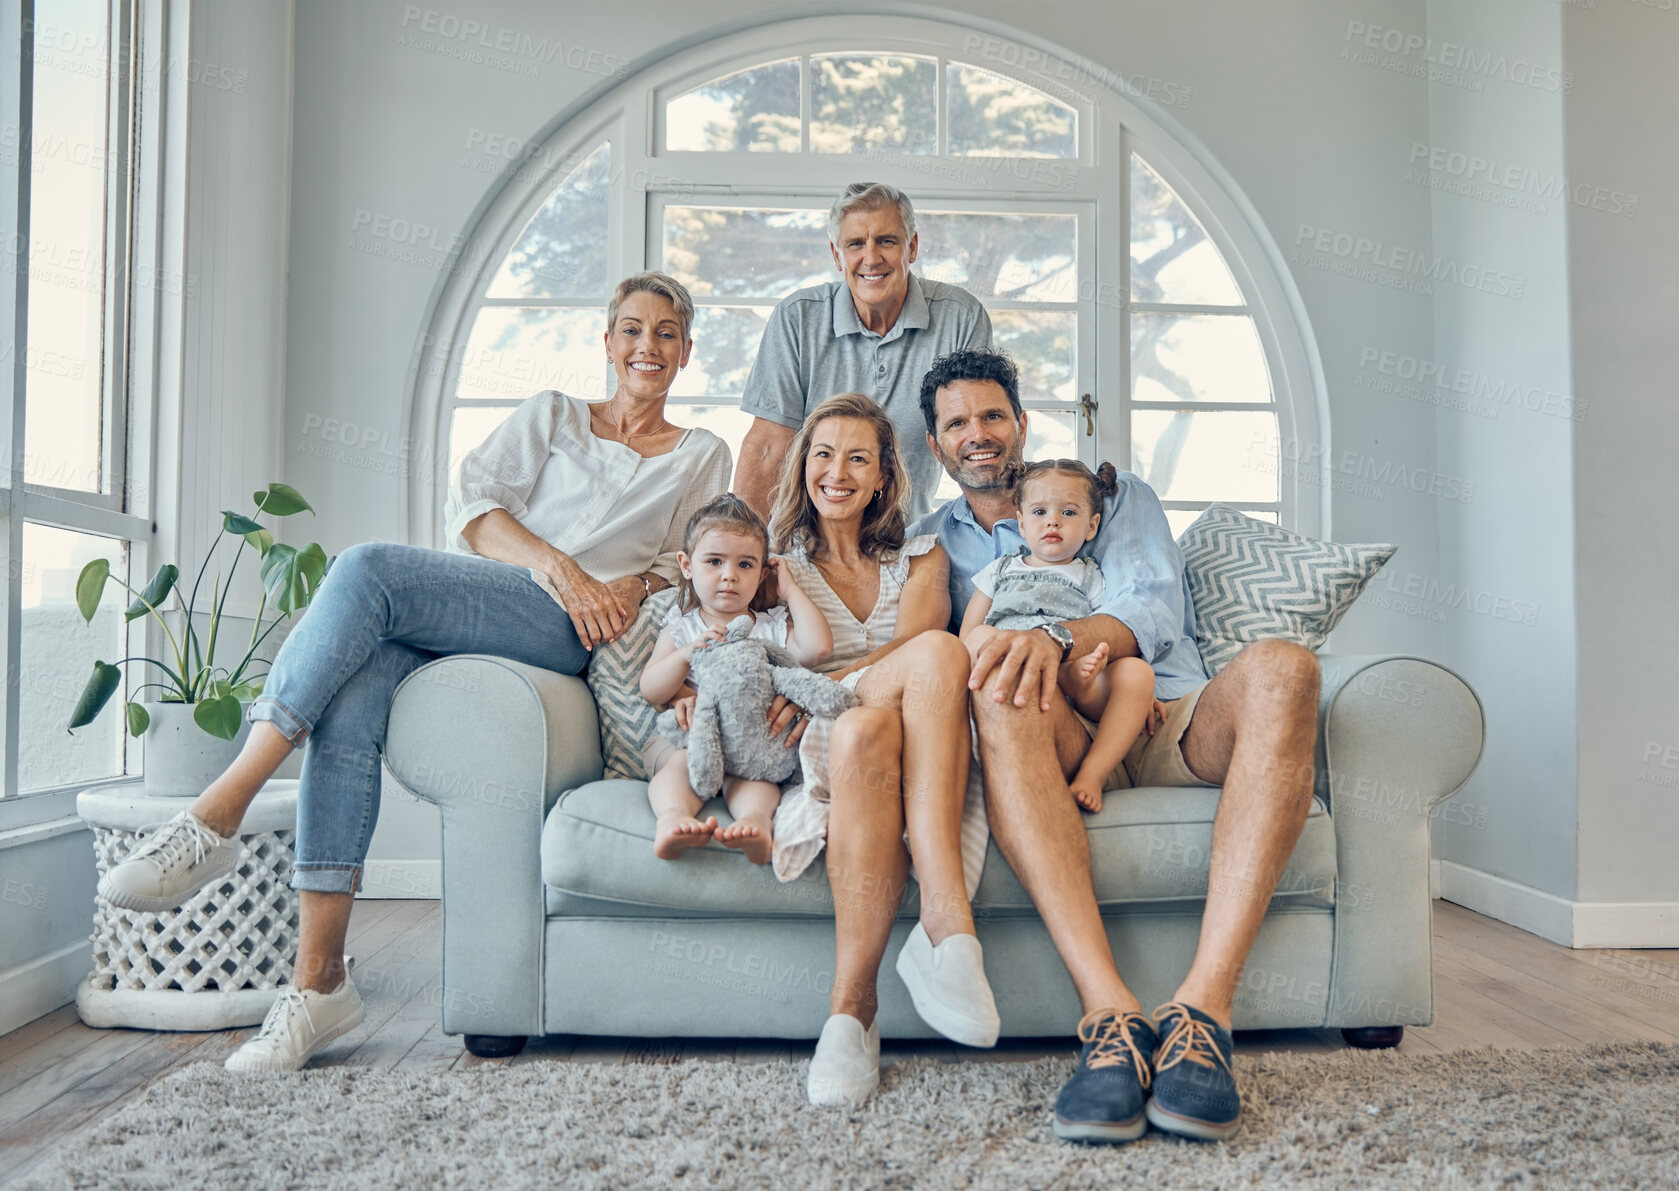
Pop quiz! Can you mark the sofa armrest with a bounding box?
[384,655,602,1038]
[1312,653,1484,1028]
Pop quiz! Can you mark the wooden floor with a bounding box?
[3,899,1677,1182]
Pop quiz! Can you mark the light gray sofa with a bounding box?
[384,651,1482,1058]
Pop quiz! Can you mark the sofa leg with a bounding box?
[1341,1026,1404,1049]
[464,1034,528,1059]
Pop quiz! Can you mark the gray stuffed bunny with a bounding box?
[655,613,860,799]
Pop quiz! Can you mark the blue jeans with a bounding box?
[249,542,591,893]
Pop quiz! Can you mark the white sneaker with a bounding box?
[98,812,240,913]
[225,981,366,1073]
[807,1014,880,1107]
[894,923,1000,1048]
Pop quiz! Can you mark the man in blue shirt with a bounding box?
[910,350,1323,1146]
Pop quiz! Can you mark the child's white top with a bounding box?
[972,554,1106,604]
[663,604,790,650]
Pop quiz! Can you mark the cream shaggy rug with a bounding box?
[14,1042,1679,1190]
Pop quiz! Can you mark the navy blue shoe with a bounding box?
[1145,1001,1241,1141]
[1052,1009,1158,1143]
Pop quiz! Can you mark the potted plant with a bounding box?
[68,483,331,796]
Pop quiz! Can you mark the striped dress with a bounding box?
[770,534,990,898]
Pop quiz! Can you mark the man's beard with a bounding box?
[942,437,1026,493]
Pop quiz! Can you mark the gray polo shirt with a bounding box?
[739,273,991,518]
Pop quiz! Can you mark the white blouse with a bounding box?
[444,391,733,590]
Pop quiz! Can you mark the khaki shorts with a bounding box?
[1079,680,1214,792]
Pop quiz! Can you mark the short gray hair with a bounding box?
[827,183,917,247]
[606,271,695,342]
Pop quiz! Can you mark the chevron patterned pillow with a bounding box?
[1176,505,1396,676]
[585,587,679,781]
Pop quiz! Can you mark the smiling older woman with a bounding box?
[95,272,731,1074]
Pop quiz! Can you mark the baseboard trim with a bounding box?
[1572,902,1679,949]
[1439,861,1679,948]
[359,859,440,900]
[0,939,89,1036]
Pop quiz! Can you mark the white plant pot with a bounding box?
[141,701,252,798]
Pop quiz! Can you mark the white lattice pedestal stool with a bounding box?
[75,780,300,1031]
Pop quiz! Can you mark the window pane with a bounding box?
[810,55,936,155]
[21,525,127,791]
[917,213,1076,303]
[1131,156,1241,306]
[947,63,1076,158]
[1131,410,1278,503]
[1132,314,1270,404]
[1025,409,1079,462]
[26,0,112,493]
[666,60,800,153]
[990,310,1075,402]
[671,306,774,399]
[1166,507,1277,539]
[454,307,611,402]
[662,206,829,300]
[448,405,518,484]
[486,142,609,299]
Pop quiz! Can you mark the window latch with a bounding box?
[1079,393,1097,437]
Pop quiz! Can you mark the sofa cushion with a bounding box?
[541,780,1338,919]
[584,588,679,780]
[1177,504,1395,675]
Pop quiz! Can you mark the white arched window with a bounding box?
[410,16,1324,544]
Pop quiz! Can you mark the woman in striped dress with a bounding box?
[765,392,999,1108]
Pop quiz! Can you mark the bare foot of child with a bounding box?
[1062,642,1110,703]
[654,813,718,859]
[1068,774,1104,814]
[715,815,774,865]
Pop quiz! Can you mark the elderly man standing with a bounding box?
[734,183,991,520]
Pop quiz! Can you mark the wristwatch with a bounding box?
[1037,622,1075,662]
[636,573,654,601]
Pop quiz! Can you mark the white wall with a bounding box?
[282,0,1449,871]
[1563,0,1679,910]
[1423,2,1578,899]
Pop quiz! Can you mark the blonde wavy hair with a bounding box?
[768,393,909,562]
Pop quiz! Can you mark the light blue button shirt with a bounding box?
[910,470,1210,699]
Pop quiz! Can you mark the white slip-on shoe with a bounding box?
[98,812,240,913]
[225,980,366,1073]
[894,923,1001,1048]
[807,1014,880,1107]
